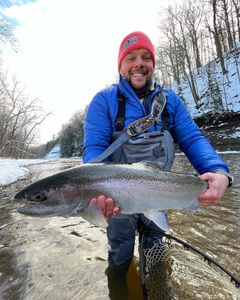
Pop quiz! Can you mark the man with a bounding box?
[83,31,232,297]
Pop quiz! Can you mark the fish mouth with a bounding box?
[14,192,57,216]
[14,190,55,215]
[16,203,57,216]
[14,194,71,217]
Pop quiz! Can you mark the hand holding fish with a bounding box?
[90,195,120,218]
[198,172,229,207]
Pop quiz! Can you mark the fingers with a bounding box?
[198,192,218,208]
[97,195,107,216]
[105,197,114,217]
[198,172,229,207]
[113,206,121,215]
[90,195,120,218]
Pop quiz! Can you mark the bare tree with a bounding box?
[0,72,51,158]
[206,0,228,74]
[231,0,240,42]
[171,6,200,101]
[183,0,204,69]
[0,1,17,50]
[156,8,186,86]
[156,0,240,114]
[0,17,16,48]
[220,0,234,49]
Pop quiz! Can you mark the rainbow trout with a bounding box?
[14,162,207,227]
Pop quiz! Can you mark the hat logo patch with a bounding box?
[122,36,138,50]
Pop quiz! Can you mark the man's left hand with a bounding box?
[198,172,229,207]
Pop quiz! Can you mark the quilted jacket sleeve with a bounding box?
[83,90,114,163]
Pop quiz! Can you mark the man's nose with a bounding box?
[134,56,144,66]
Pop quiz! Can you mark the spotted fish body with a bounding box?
[14,162,207,225]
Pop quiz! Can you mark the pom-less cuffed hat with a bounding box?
[118,31,155,73]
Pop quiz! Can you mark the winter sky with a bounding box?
[1,0,176,144]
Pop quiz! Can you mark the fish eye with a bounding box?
[33,193,46,201]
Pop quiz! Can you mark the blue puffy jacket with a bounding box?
[83,76,229,174]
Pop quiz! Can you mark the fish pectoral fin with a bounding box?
[144,211,171,234]
[77,200,108,228]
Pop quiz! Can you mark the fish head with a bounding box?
[14,174,84,216]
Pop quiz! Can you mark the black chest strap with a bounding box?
[115,92,126,131]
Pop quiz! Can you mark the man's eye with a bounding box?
[143,56,151,61]
[127,57,135,62]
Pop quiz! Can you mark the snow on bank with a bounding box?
[0,145,62,186]
[0,158,48,187]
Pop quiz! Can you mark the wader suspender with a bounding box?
[89,90,168,163]
[115,92,126,132]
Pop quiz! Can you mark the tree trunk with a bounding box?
[222,0,234,49]
[232,0,240,42]
[212,0,228,74]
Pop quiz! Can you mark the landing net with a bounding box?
[140,232,240,300]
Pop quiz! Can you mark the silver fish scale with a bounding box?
[95,177,202,213]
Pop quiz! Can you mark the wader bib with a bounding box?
[109,129,174,171]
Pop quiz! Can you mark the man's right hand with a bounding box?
[90,195,120,218]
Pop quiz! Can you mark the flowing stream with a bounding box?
[0,154,239,300]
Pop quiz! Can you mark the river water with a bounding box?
[0,154,239,300]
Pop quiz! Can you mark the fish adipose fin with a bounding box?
[76,201,108,228]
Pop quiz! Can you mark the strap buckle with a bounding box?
[127,91,166,137]
[127,115,155,136]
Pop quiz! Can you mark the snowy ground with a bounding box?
[0,156,83,187]
[0,158,47,186]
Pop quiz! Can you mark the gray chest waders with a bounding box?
[89,91,175,233]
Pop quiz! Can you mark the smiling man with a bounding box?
[118,32,155,91]
[83,31,232,299]
[120,48,153,89]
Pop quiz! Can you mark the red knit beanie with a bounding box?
[118,31,155,73]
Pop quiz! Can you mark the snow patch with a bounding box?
[0,158,46,186]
